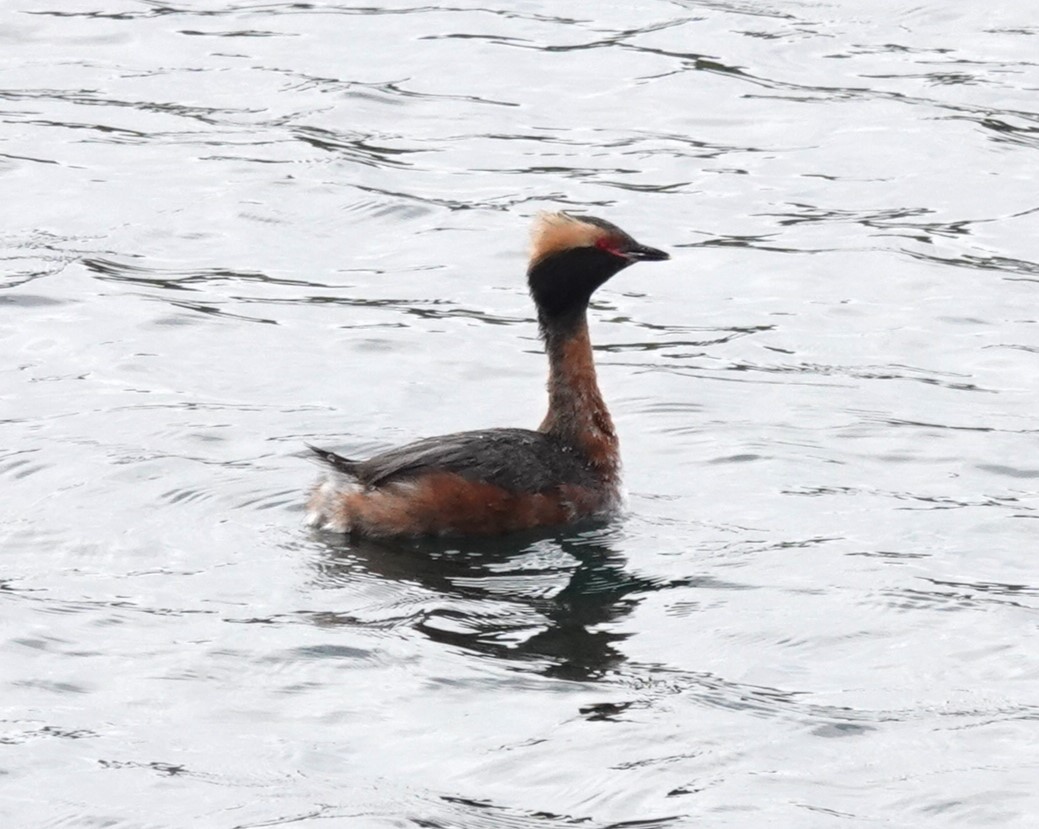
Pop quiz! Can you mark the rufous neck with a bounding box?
[538,311,619,477]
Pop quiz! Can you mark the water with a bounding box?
[2,1,1038,826]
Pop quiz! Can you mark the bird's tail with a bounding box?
[306,444,360,477]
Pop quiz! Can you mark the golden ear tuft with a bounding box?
[529,211,607,264]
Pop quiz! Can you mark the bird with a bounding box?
[306,211,669,537]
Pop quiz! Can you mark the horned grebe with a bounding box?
[306,212,669,537]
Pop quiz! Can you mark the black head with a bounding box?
[526,212,668,325]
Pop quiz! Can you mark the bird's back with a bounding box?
[312,427,599,492]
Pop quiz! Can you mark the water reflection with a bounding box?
[311,528,678,681]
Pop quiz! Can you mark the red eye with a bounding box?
[595,236,625,258]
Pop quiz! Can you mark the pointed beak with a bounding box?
[625,243,669,262]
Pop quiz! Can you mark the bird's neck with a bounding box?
[538,310,619,479]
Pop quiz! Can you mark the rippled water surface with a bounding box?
[3,1,1039,826]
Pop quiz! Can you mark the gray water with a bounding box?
[2,1,1038,826]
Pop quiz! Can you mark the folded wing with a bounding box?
[311,428,597,494]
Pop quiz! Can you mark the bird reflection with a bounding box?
[310,526,668,682]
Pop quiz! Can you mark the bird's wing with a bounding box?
[312,428,596,493]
